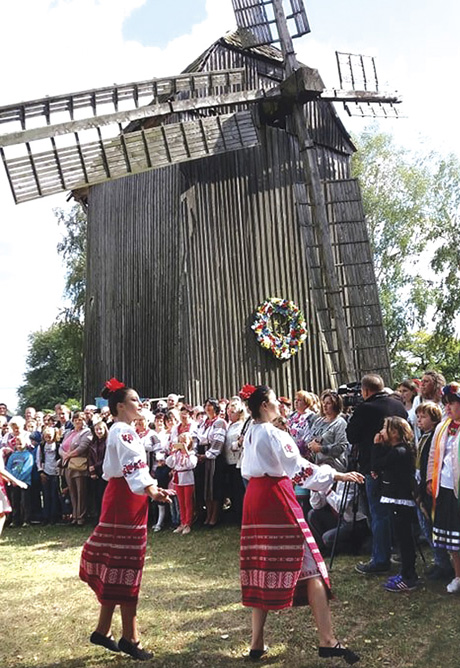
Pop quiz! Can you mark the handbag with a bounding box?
[67,456,88,472]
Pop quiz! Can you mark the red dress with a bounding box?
[79,422,156,605]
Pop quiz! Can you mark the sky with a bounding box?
[0,0,458,411]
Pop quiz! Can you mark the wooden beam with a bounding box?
[0,68,248,127]
[4,110,260,203]
[322,89,401,104]
[0,88,271,148]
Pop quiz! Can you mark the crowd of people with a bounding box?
[1,368,459,595]
[2,368,460,663]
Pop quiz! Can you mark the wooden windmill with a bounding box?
[0,0,401,402]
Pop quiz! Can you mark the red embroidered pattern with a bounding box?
[122,460,147,476]
[292,466,314,485]
[121,433,134,444]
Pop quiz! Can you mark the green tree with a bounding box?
[352,129,434,353]
[55,204,87,320]
[17,320,83,411]
[352,128,460,377]
[391,331,460,382]
[17,205,87,409]
[428,154,460,337]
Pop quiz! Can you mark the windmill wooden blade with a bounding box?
[232,0,310,48]
[0,69,250,145]
[1,110,259,203]
[334,51,401,117]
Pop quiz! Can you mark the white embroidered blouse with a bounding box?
[103,422,157,495]
[241,422,335,490]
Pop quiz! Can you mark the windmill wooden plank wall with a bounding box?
[84,34,390,403]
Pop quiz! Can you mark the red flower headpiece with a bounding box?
[239,384,257,401]
[105,377,126,393]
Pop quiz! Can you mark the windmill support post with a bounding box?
[272,0,355,382]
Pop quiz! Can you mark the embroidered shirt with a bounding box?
[241,421,335,491]
[103,422,156,495]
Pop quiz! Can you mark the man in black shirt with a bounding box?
[346,374,407,574]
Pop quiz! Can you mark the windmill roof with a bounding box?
[178,29,355,152]
[123,28,355,152]
[184,29,285,73]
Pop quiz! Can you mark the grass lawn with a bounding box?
[0,523,457,668]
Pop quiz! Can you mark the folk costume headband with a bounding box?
[442,383,460,402]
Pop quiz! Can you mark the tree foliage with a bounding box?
[352,128,460,381]
[17,321,83,412]
[55,204,87,320]
[17,205,87,409]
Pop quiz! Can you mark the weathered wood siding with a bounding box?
[85,119,389,403]
[86,124,333,403]
[84,38,390,403]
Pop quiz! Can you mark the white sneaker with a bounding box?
[153,525,162,533]
[446,577,460,593]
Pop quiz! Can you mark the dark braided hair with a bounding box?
[100,384,131,416]
[247,386,272,419]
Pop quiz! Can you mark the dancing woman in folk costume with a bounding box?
[427,382,460,594]
[240,386,363,664]
[80,379,172,661]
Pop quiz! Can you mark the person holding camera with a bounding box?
[346,374,407,574]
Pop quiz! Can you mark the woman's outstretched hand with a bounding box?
[334,471,365,484]
[147,486,175,503]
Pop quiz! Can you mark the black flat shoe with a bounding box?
[90,631,120,652]
[118,637,154,661]
[319,643,360,664]
[248,646,268,661]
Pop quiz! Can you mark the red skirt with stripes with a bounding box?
[79,477,149,606]
[240,476,331,610]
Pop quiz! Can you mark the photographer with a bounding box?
[346,374,407,574]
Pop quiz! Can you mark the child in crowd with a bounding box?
[0,451,28,535]
[415,402,453,580]
[6,433,34,527]
[37,426,61,525]
[152,453,171,532]
[373,417,419,592]
[166,433,197,535]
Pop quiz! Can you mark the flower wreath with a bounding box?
[251,297,307,360]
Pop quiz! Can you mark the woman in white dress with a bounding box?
[80,379,171,661]
[240,385,363,664]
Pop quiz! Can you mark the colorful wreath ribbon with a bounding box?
[251,297,308,360]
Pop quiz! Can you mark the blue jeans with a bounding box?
[365,474,391,566]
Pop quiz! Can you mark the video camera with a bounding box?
[337,381,363,409]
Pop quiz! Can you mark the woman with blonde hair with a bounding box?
[288,390,317,458]
[223,396,248,521]
[59,411,92,526]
